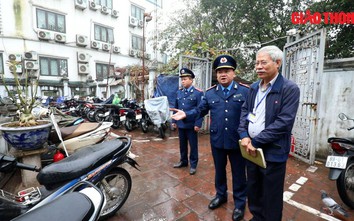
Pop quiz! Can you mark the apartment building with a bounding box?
[0,0,166,100]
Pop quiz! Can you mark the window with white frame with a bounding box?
[36,9,65,33]
[132,35,143,51]
[96,63,114,81]
[131,5,144,20]
[95,0,112,8]
[94,24,114,43]
[39,57,68,76]
[146,0,162,7]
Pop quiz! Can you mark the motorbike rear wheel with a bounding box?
[112,118,121,129]
[336,158,354,209]
[140,119,149,133]
[98,167,132,220]
[124,119,134,131]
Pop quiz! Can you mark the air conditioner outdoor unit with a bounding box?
[136,51,143,58]
[101,6,109,14]
[77,52,90,63]
[129,49,135,57]
[24,60,39,70]
[8,53,22,62]
[78,63,89,74]
[24,51,38,60]
[138,20,144,28]
[101,43,110,51]
[111,9,119,18]
[89,1,98,10]
[91,40,100,49]
[54,33,66,43]
[37,30,51,40]
[129,16,138,27]
[9,64,22,73]
[76,34,88,46]
[75,0,87,10]
[113,46,120,53]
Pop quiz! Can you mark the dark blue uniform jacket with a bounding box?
[187,81,249,149]
[172,86,204,129]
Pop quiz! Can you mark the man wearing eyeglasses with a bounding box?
[171,55,249,221]
[238,45,300,221]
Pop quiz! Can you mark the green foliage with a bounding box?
[157,0,354,80]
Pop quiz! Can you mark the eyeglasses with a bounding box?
[255,60,273,66]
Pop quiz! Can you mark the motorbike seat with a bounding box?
[49,123,101,143]
[12,192,94,221]
[37,139,126,188]
[328,137,354,144]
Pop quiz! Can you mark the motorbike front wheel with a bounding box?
[98,167,132,220]
[94,109,105,122]
[336,158,354,209]
[86,109,96,122]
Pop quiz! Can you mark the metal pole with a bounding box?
[105,41,113,98]
[142,16,145,102]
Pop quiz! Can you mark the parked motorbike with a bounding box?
[11,181,104,221]
[121,99,142,132]
[326,113,354,209]
[93,104,122,129]
[0,136,139,220]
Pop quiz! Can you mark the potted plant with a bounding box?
[0,60,52,150]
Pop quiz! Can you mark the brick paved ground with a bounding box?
[108,128,353,221]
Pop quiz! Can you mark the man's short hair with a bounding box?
[257,45,283,62]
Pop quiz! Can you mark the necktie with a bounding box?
[223,88,229,96]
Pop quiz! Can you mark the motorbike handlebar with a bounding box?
[348,126,354,131]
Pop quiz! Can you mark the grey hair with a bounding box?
[257,45,283,62]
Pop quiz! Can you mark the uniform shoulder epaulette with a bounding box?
[239,82,250,88]
[194,87,203,92]
[206,85,217,91]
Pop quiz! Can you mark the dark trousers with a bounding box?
[211,147,247,210]
[247,161,287,221]
[178,128,198,168]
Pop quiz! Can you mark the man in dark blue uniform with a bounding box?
[172,68,204,175]
[171,55,248,221]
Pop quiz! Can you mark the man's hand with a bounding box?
[194,126,200,132]
[240,138,257,157]
[170,108,187,120]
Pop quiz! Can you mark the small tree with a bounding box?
[2,60,40,127]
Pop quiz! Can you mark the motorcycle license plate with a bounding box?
[325,156,348,169]
[136,114,142,120]
[120,116,126,121]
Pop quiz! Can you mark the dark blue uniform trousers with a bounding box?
[247,161,287,221]
[178,128,198,168]
[211,147,247,210]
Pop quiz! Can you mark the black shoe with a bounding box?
[232,208,244,221]
[189,168,196,175]
[173,161,188,168]
[208,197,227,210]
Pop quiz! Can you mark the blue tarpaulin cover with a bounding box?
[153,74,179,107]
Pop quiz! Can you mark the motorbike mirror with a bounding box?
[338,113,349,121]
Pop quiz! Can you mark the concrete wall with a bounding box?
[315,58,354,160]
